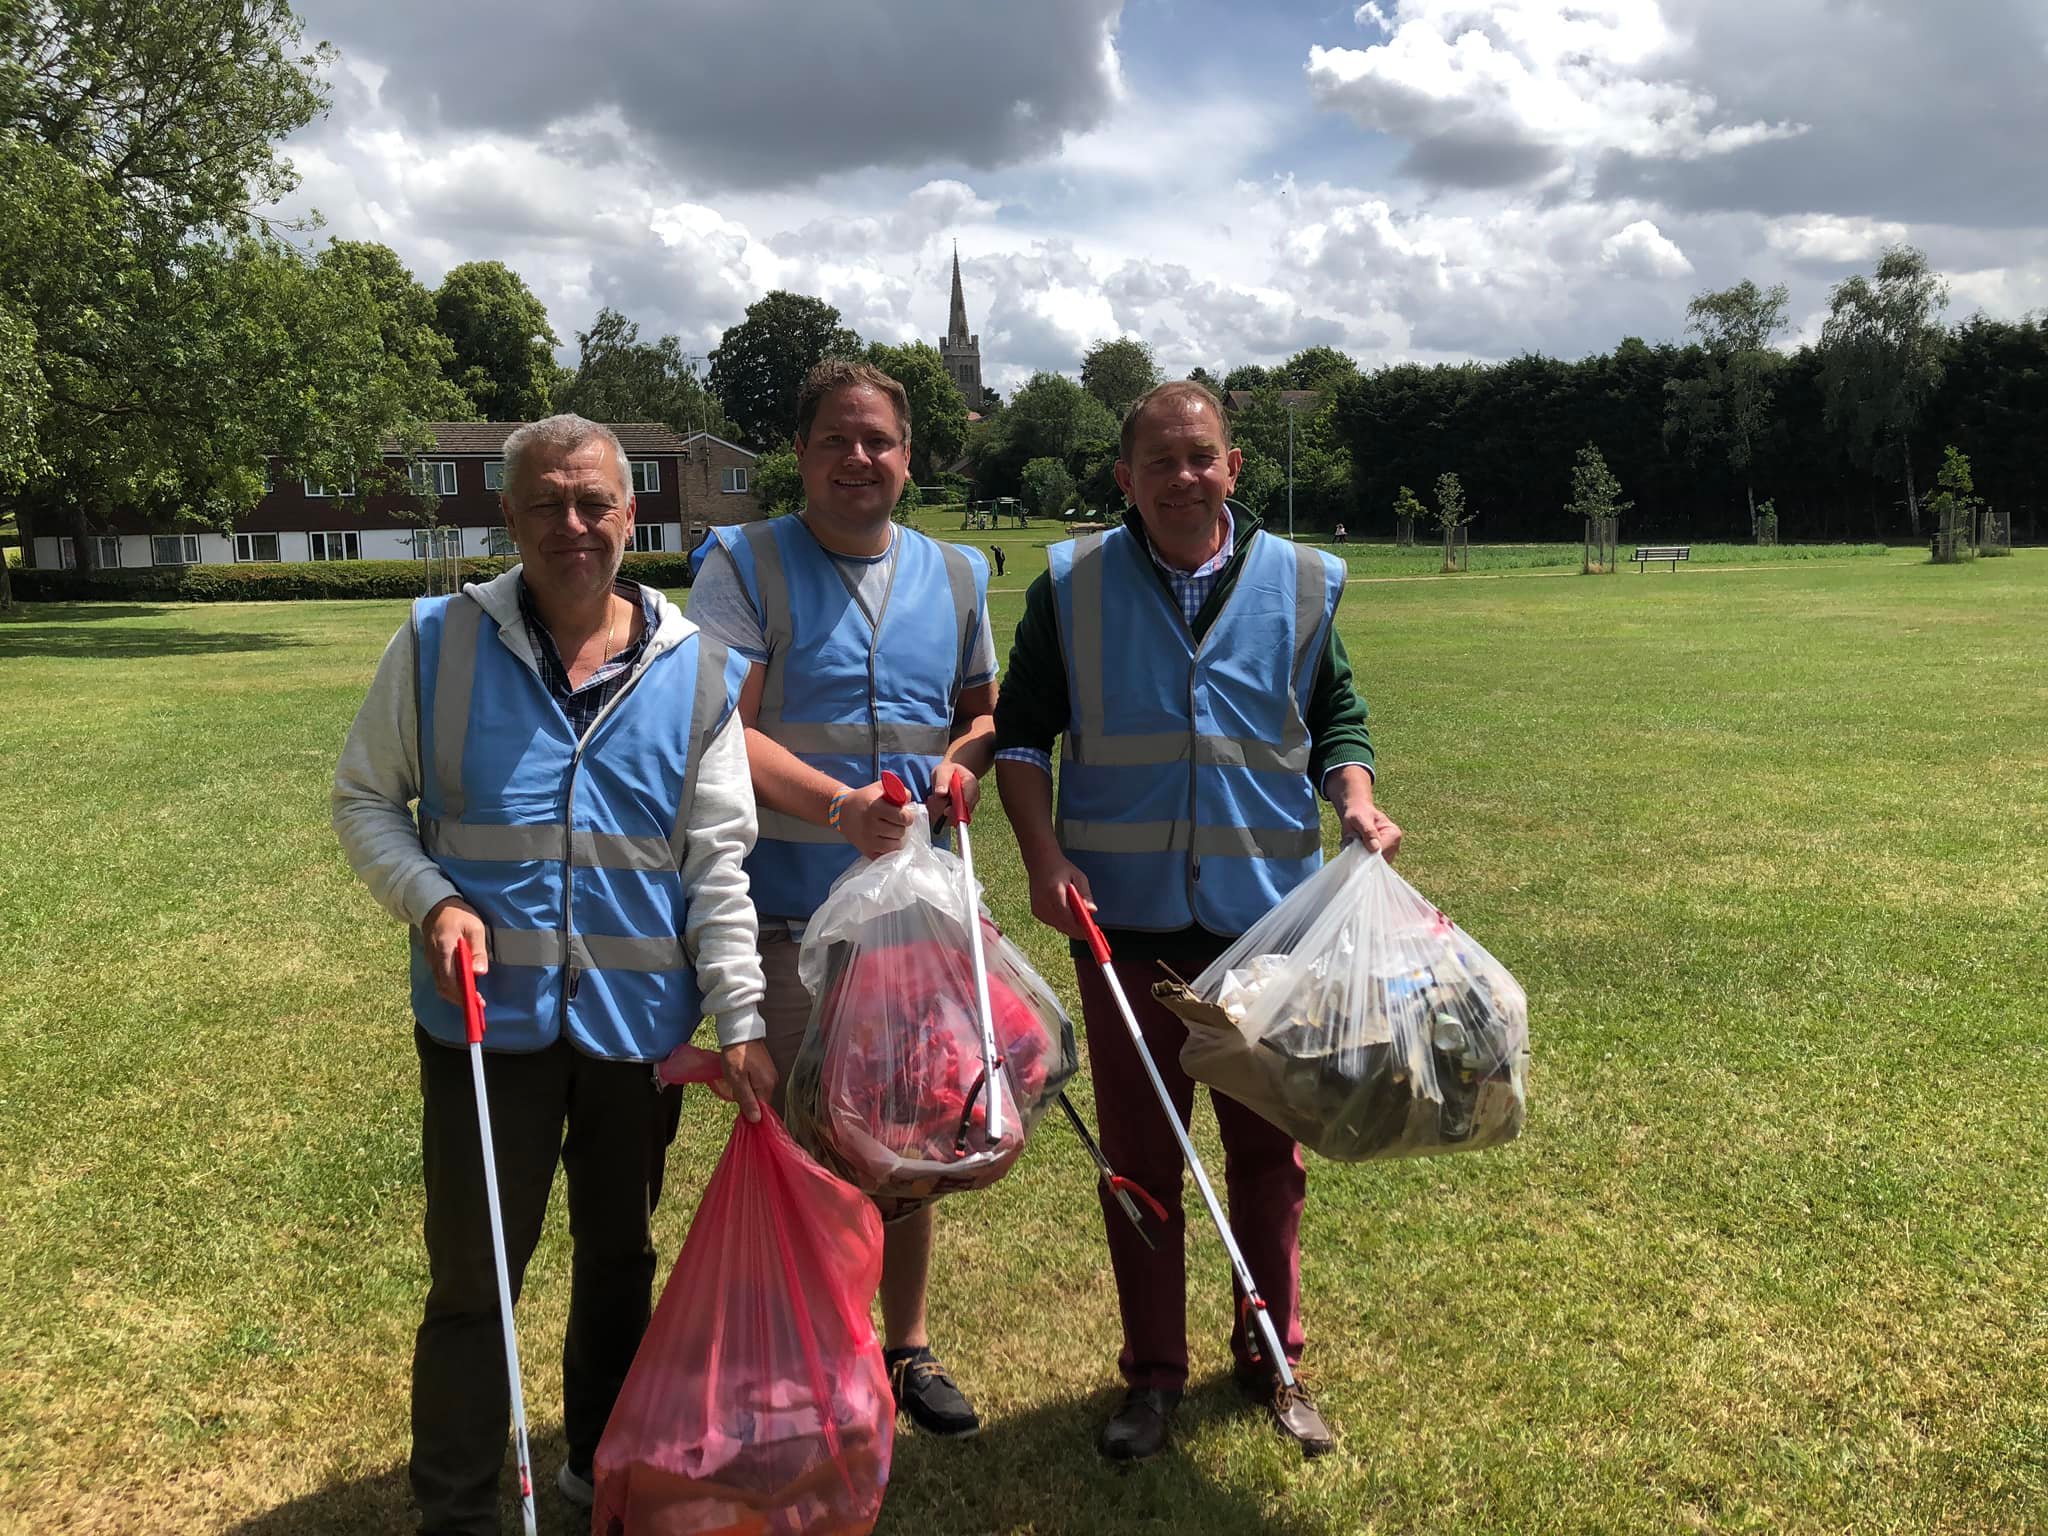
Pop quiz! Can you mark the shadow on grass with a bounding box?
[225,1379,1329,1536]
[1,602,185,623]
[0,613,306,659]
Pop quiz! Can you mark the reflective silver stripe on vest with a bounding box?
[940,542,978,677]
[1279,542,1332,756]
[744,521,795,729]
[671,635,732,863]
[1059,820,1321,860]
[757,807,846,845]
[1061,731,1310,775]
[431,596,484,816]
[490,927,688,972]
[1067,532,1107,761]
[769,720,954,757]
[423,818,676,871]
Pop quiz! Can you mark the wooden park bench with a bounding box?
[1632,544,1691,572]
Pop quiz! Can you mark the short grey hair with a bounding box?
[500,415,630,502]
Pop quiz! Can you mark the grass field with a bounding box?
[2,549,2044,1534]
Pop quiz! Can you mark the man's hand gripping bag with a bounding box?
[591,1048,893,1536]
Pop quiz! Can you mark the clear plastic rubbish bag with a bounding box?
[1153,846,1528,1162]
[591,1046,893,1536]
[786,807,1078,1218]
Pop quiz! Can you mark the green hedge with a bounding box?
[11,550,701,603]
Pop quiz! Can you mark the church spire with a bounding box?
[938,239,983,407]
[947,241,971,344]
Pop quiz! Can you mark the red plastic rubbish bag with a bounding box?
[591,1046,893,1536]
[784,808,1078,1218]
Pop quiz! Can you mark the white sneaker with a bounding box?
[556,1460,594,1509]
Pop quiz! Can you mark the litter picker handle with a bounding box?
[947,772,972,828]
[1063,884,1112,966]
[878,770,911,807]
[455,937,486,1046]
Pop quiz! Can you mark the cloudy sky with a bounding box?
[278,0,2046,393]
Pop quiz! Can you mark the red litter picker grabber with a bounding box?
[1064,887,1297,1390]
[455,937,538,1536]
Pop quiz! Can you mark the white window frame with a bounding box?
[303,476,356,498]
[58,535,124,570]
[234,532,282,563]
[486,527,517,557]
[409,460,459,496]
[152,534,201,566]
[630,460,660,494]
[629,524,664,553]
[413,528,462,560]
[484,459,506,492]
[308,530,361,562]
[720,466,749,494]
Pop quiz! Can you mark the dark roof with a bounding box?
[385,422,702,455]
[1222,389,1325,412]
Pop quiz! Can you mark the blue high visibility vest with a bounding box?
[707,516,986,920]
[409,591,746,1059]
[1049,523,1345,935]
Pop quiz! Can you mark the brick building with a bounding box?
[25,423,762,570]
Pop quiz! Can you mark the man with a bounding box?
[687,358,997,1438]
[994,381,1401,1462]
[333,414,768,1533]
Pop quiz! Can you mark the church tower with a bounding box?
[938,243,983,406]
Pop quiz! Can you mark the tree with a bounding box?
[319,241,477,422]
[0,0,447,573]
[1821,245,1948,535]
[1187,366,1222,393]
[1222,364,1271,394]
[1232,444,1285,524]
[1433,471,1473,571]
[1669,279,1788,531]
[557,307,731,438]
[1019,456,1076,519]
[969,371,1117,499]
[751,449,802,516]
[1080,336,1160,417]
[1925,445,1977,562]
[1567,443,1632,572]
[866,340,967,483]
[434,261,559,421]
[709,291,862,448]
[1278,345,1358,391]
[978,385,1003,415]
[1392,484,1425,546]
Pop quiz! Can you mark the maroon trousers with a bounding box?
[1075,935,1307,1392]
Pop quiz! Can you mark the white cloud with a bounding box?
[1764,215,1913,267]
[1307,0,1805,188]
[1600,218,1694,278]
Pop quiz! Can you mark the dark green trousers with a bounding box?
[409,1027,684,1536]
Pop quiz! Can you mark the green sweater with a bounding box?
[993,506,1374,946]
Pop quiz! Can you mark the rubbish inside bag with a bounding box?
[1155,846,1528,1162]
[786,808,1077,1218]
[594,1046,894,1536]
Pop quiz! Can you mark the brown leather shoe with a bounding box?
[1235,1366,1335,1457]
[1098,1386,1182,1462]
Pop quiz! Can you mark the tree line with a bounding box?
[3,1,2040,607]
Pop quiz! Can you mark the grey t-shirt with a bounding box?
[686,519,998,687]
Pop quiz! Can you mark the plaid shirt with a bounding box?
[1149,505,1234,627]
[517,576,654,739]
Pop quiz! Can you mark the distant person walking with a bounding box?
[991,544,1007,577]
